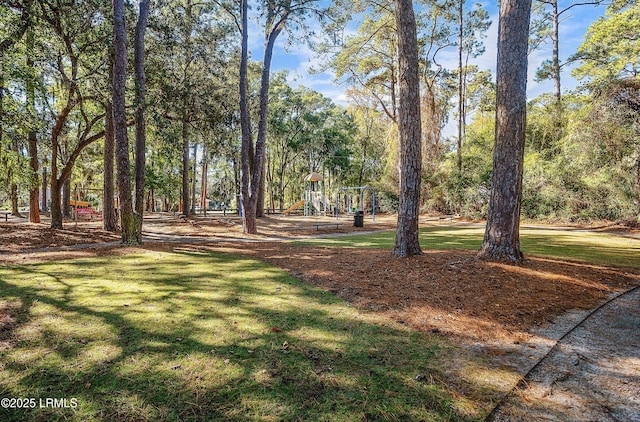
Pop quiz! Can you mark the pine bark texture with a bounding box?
[11,182,20,216]
[103,48,117,231]
[457,0,464,174]
[113,0,141,244]
[181,116,190,216]
[103,99,117,231]
[239,0,282,233]
[393,0,423,258]
[27,29,40,224]
[478,0,532,263]
[550,0,561,103]
[238,0,254,233]
[41,166,47,212]
[134,0,150,218]
[191,143,197,214]
[50,177,62,227]
[28,130,39,223]
[63,179,71,217]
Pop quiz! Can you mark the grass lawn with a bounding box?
[297,225,640,268]
[0,250,482,421]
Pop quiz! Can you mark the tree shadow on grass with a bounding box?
[0,250,499,421]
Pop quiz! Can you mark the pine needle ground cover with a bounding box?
[0,250,476,421]
[297,225,640,269]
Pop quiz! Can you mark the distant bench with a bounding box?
[313,222,343,231]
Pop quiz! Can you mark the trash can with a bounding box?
[354,211,364,228]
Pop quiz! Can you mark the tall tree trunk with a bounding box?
[257,169,265,217]
[62,178,71,217]
[393,0,423,257]
[478,0,532,263]
[233,154,240,215]
[551,0,560,104]
[50,177,62,227]
[113,0,141,244]
[134,0,150,222]
[50,128,62,228]
[457,0,464,174]
[103,45,117,231]
[550,0,564,140]
[41,164,47,212]
[10,136,21,217]
[27,29,40,223]
[191,143,197,214]
[239,0,255,232]
[201,145,208,214]
[181,116,190,216]
[240,2,282,233]
[103,97,118,231]
[1,57,5,195]
[11,181,20,216]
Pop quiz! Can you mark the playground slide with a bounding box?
[311,193,330,215]
[283,199,305,215]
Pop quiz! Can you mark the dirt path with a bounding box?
[488,286,640,421]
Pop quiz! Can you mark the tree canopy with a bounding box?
[1,0,637,243]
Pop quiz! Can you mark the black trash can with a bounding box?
[354,211,364,228]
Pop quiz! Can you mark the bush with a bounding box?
[375,189,399,213]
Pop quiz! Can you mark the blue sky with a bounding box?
[247,1,608,117]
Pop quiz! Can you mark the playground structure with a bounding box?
[282,172,331,216]
[282,174,375,222]
[304,172,330,216]
[335,186,376,221]
[70,199,101,220]
[282,199,305,215]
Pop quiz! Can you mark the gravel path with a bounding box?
[489,286,640,421]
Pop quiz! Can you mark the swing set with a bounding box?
[334,186,376,221]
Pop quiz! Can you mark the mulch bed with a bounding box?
[222,243,639,342]
[1,219,638,344]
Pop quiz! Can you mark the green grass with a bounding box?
[0,250,486,421]
[297,225,640,268]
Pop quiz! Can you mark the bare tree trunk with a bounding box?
[62,178,71,217]
[26,29,40,223]
[551,0,560,103]
[41,165,47,212]
[134,0,150,225]
[239,0,283,233]
[478,0,532,263]
[103,98,118,231]
[113,0,141,244]
[103,44,117,231]
[201,145,208,214]
[239,0,255,232]
[191,143,197,214]
[633,149,640,218]
[11,182,20,216]
[50,177,62,227]
[257,169,265,217]
[393,0,423,257]
[182,116,190,217]
[549,0,564,140]
[457,0,464,174]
